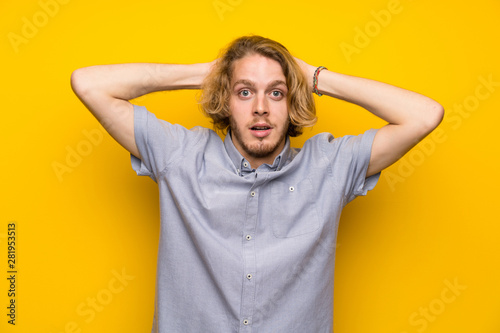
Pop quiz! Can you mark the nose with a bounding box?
[253,93,268,116]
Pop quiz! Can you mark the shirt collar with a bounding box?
[224,129,291,175]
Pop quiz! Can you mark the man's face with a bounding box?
[229,53,290,167]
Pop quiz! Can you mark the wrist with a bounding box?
[312,66,328,96]
[154,63,209,90]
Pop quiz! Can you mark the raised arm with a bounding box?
[70,62,213,158]
[295,59,444,177]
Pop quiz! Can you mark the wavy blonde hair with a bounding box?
[199,35,317,137]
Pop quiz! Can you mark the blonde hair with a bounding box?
[199,35,317,137]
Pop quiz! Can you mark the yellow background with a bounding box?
[1,0,499,332]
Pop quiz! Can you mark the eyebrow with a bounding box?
[233,79,287,90]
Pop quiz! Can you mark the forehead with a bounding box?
[231,54,286,85]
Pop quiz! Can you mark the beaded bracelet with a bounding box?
[313,66,327,96]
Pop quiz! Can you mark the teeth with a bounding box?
[253,126,269,130]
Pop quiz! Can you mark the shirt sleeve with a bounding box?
[130,104,205,182]
[322,128,381,205]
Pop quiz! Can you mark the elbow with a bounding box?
[420,101,445,134]
[70,68,84,96]
[429,102,445,129]
[70,67,92,99]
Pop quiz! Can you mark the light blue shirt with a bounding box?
[130,105,380,332]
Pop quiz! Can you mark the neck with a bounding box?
[246,155,277,170]
[237,137,287,170]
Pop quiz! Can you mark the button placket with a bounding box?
[240,173,268,330]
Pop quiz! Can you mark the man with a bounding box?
[71,35,443,332]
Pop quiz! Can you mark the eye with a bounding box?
[239,89,251,97]
[271,90,284,99]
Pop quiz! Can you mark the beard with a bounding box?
[229,117,289,159]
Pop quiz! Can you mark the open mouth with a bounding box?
[250,124,272,138]
[251,126,271,131]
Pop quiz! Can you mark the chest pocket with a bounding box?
[271,178,320,238]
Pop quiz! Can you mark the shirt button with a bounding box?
[246,234,252,241]
[243,162,249,168]
[243,319,250,325]
[289,186,295,192]
[250,191,256,197]
[246,273,252,280]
